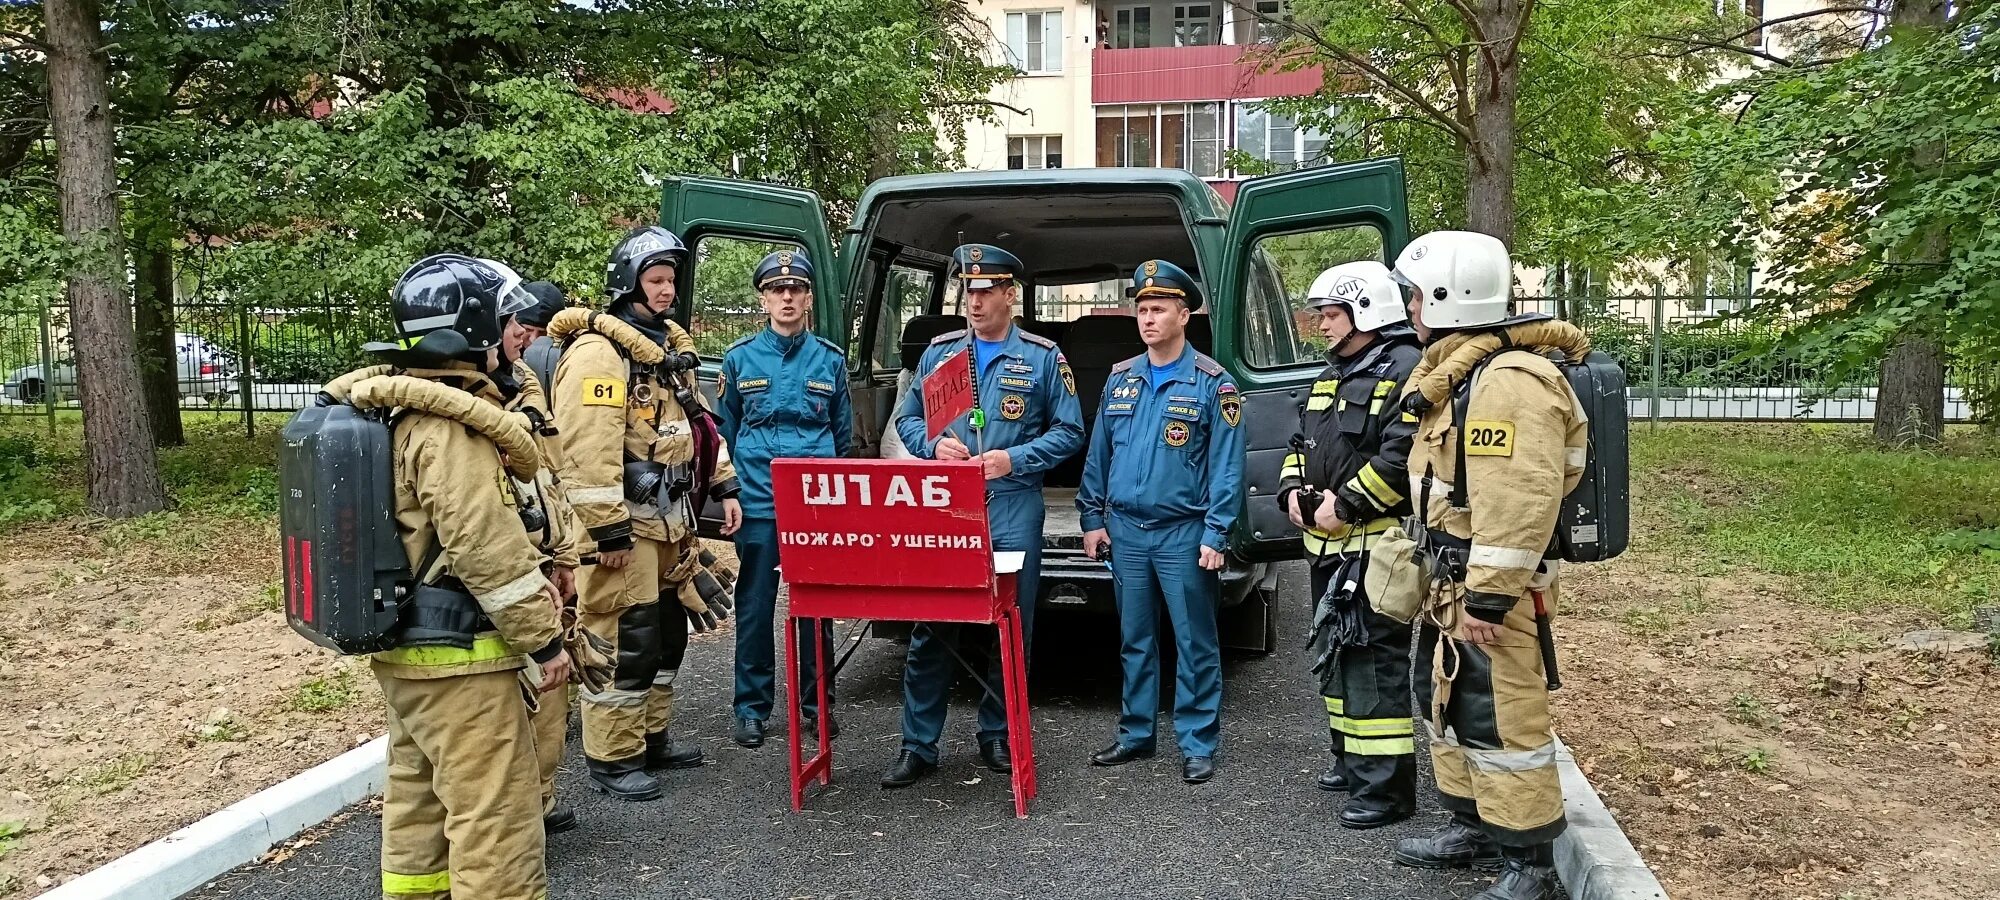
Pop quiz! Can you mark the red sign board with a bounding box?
[920,348,974,443]
[772,458,992,592]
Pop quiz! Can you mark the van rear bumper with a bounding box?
[1037,548,1261,616]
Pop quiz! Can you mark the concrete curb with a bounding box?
[39,736,388,900]
[1555,739,1669,900]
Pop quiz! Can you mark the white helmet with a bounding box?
[1304,261,1408,334]
[476,257,538,319]
[1389,231,1511,329]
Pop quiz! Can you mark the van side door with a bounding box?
[1216,158,1412,562]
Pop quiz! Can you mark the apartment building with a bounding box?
[958,0,1331,201]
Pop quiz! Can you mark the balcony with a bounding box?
[1092,44,1324,105]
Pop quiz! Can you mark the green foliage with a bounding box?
[66,753,152,796]
[1738,746,1776,775]
[1636,424,2000,623]
[290,668,361,713]
[1264,0,1733,264]
[1627,6,2000,378]
[0,819,23,861]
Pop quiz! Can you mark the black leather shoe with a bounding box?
[1393,822,1503,870]
[1090,743,1155,766]
[732,716,765,749]
[1182,756,1215,783]
[1317,759,1350,792]
[542,804,578,834]
[979,739,1012,773]
[645,731,704,770]
[1339,799,1414,830]
[803,712,839,740]
[586,756,661,802]
[1470,860,1562,900]
[880,750,936,788]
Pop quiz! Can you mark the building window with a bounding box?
[1234,102,1331,171]
[1173,3,1217,47]
[1253,0,1289,43]
[1094,103,1224,177]
[1006,10,1064,73]
[1715,0,1765,48]
[1113,4,1153,49]
[1008,135,1064,169]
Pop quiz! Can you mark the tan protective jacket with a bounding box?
[549,310,737,549]
[324,363,561,680]
[1405,320,1589,618]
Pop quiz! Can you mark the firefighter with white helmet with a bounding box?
[1387,231,1590,900]
[1277,259,1423,828]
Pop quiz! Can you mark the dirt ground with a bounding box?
[0,517,735,898]
[1556,552,2000,900]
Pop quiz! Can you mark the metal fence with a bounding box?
[3,292,1993,430]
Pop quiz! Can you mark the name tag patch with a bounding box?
[581,378,626,407]
[1464,420,1515,457]
[997,376,1035,390]
[736,378,770,393]
[805,379,835,393]
[1164,405,1202,421]
[1106,401,1135,414]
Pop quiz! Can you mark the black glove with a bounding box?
[660,351,699,374]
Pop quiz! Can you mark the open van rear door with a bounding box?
[1217,158,1411,562]
[658,177,845,537]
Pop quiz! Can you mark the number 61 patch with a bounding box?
[1464,420,1515,456]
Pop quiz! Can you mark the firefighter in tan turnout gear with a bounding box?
[339,254,573,900]
[553,225,743,802]
[1278,260,1423,830]
[1387,232,1588,900]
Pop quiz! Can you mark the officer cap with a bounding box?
[754,249,813,291]
[517,281,568,329]
[950,244,1024,290]
[1128,259,1203,311]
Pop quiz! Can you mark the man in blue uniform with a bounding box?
[716,250,852,750]
[1078,259,1244,784]
[883,243,1085,788]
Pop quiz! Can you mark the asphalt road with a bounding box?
[194,562,1492,900]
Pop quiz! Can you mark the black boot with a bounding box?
[1470,845,1560,900]
[586,756,661,802]
[1317,736,1350,792]
[1393,812,1502,870]
[542,803,578,834]
[645,730,704,770]
[880,750,936,788]
[1339,754,1417,829]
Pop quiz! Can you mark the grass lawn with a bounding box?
[1630,422,2000,626]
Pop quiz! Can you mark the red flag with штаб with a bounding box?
[921,348,974,443]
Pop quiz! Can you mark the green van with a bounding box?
[668,161,1411,651]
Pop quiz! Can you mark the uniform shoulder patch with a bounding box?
[1018,330,1058,350]
[1192,352,1224,377]
[929,329,968,344]
[1220,391,1241,428]
[1110,354,1143,374]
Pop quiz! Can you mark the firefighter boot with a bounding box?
[1393,811,1503,870]
[1469,844,1560,900]
[1317,733,1350,792]
[645,730,704,770]
[1339,753,1417,829]
[586,755,661,802]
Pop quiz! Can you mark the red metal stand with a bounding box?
[773,459,1038,818]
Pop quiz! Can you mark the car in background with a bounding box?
[2,332,238,405]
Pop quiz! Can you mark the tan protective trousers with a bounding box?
[378,669,547,900]
[530,684,571,814]
[577,536,683,762]
[1426,582,1567,847]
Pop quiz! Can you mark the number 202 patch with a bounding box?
[581,377,627,407]
[1464,420,1515,456]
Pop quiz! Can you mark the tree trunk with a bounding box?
[46,0,167,516]
[1871,0,1949,447]
[1462,0,1526,248]
[134,240,185,447]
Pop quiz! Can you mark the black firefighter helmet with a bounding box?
[605,225,689,304]
[363,254,510,364]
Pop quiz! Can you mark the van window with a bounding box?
[1242,224,1386,369]
[688,235,799,357]
[873,263,938,373]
